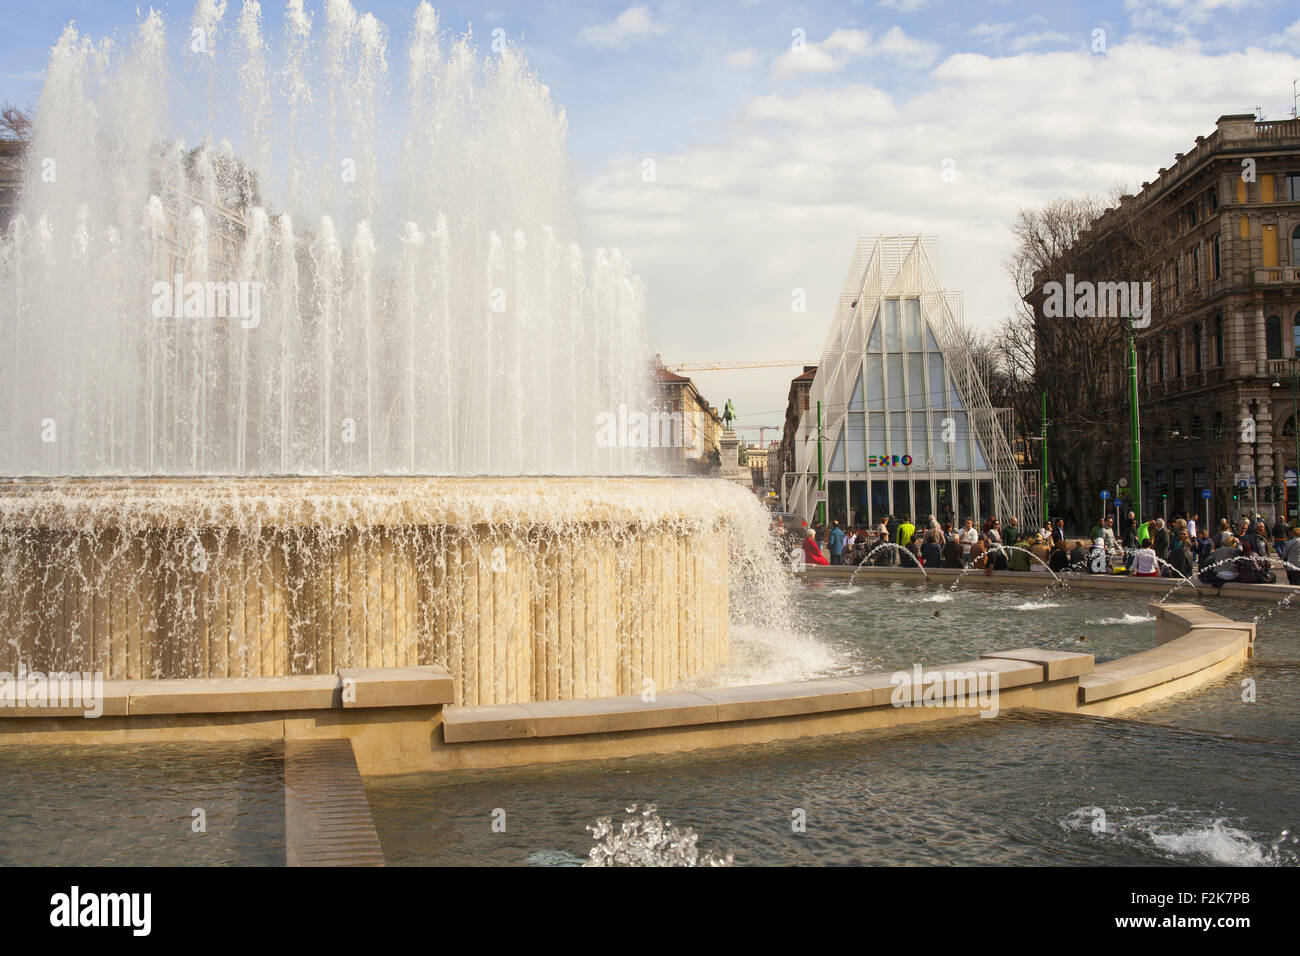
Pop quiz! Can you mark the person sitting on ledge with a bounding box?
[801,529,829,566]
[1048,539,1070,574]
[941,533,964,569]
[1007,539,1032,572]
[1129,541,1160,577]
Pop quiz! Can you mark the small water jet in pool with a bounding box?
[584,803,732,867]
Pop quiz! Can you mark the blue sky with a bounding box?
[5,0,1300,424]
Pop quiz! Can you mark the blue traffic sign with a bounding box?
[1100,490,1110,500]
[1201,488,1212,499]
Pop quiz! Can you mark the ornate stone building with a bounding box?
[1075,115,1300,522]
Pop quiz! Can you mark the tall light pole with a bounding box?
[1270,356,1300,524]
[1128,317,1144,521]
[816,399,825,526]
[1041,390,1049,527]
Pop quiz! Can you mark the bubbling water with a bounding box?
[0,1,652,476]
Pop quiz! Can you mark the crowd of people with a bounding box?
[787,509,1300,587]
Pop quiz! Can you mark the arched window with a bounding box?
[1267,315,1283,359]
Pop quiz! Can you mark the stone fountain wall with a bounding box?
[0,478,731,705]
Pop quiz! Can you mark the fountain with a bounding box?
[0,2,789,705]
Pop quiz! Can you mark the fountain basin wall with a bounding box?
[0,477,731,705]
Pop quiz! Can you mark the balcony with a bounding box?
[1268,358,1300,381]
[1256,267,1300,285]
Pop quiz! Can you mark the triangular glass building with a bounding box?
[788,237,1037,529]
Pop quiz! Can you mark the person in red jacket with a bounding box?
[802,529,829,566]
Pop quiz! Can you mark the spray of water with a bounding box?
[0,2,653,476]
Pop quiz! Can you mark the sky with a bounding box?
[4,0,1300,437]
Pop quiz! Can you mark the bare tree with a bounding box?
[0,102,33,142]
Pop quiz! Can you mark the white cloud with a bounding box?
[725,48,760,68]
[771,26,936,76]
[576,4,667,50]
[1267,18,1300,51]
[878,0,928,11]
[577,40,1300,416]
[872,25,940,65]
[1124,0,1260,35]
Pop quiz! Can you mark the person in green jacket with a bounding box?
[1135,518,1151,546]
[897,516,916,548]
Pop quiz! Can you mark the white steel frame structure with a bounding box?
[787,236,1038,529]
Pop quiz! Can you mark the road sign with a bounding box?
[1235,473,1256,488]
[815,489,828,503]
[1287,467,1297,489]
[1201,488,1213,499]
[1100,490,1110,500]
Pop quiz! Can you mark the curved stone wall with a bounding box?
[0,477,732,705]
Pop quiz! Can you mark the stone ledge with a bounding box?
[521,692,718,737]
[1077,628,1248,703]
[696,678,877,721]
[443,703,536,743]
[1148,602,1256,648]
[338,665,454,709]
[980,648,1094,681]
[129,675,342,715]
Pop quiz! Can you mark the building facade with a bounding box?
[1048,115,1300,523]
[785,236,1035,529]
[653,357,725,474]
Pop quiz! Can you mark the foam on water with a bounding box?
[1085,613,1155,626]
[1062,806,1298,867]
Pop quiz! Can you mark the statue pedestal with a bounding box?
[718,430,750,486]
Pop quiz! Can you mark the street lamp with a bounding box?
[1269,355,1299,523]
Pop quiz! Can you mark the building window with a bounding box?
[1267,315,1283,359]
[1212,411,1225,439]
[1293,224,1300,268]
[1214,312,1224,366]
[1191,246,1200,286]
[1174,340,1182,378]
[1209,187,1218,211]
[1288,173,1300,201]
[1157,343,1165,381]
[1193,323,1203,372]
[1294,310,1300,357]
[1212,233,1221,278]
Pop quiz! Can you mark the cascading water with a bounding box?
[0,2,804,702]
[0,0,652,476]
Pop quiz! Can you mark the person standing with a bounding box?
[1284,527,1300,585]
[1004,517,1021,548]
[828,521,845,566]
[1152,518,1171,563]
[897,515,916,549]
[1053,518,1066,544]
[1271,515,1290,557]
[959,518,978,566]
